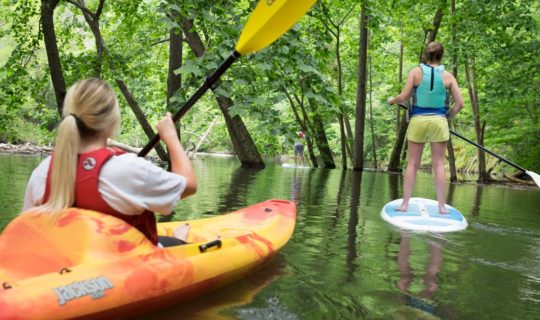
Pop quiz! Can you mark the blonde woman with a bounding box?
[23,78,197,245]
[388,42,463,214]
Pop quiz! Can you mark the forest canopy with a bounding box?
[0,0,538,175]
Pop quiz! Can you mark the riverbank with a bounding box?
[0,142,535,188]
[0,143,53,155]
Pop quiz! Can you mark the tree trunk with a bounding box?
[368,56,377,169]
[215,96,265,168]
[67,0,169,162]
[167,10,182,110]
[308,98,336,169]
[167,9,183,141]
[465,57,488,182]
[447,0,458,182]
[77,3,104,76]
[319,2,356,163]
[336,31,348,168]
[447,125,458,182]
[338,115,347,169]
[116,80,169,161]
[353,1,368,171]
[388,112,408,171]
[182,19,264,168]
[283,87,318,167]
[397,36,404,132]
[40,0,66,115]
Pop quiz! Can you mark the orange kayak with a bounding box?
[0,199,296,319]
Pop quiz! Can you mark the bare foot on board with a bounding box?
[395,204,409,212]
[438,206,449,214]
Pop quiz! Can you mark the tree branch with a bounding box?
[96,0,105,18]
[65,0,95,19]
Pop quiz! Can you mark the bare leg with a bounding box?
[397,141,425,212]
[431,141,448,214]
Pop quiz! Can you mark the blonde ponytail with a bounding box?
[35,78,120,215]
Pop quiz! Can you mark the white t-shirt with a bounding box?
[22,153,186,216]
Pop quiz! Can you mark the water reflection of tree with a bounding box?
[388,172,401,202]
[305,169,331,208]
[345,171,363,281]
[289,168,304,206]
[343,171,368,317]
[329,170,348,229]
[471,185,483,216]
[217,167,261,214]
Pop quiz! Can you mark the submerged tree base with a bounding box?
[0,143,52,156]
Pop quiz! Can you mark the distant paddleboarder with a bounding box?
[294,130,306,166]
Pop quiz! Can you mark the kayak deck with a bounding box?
[0,199,296,319]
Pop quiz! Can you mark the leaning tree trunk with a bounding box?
[181,19,264,168]
[319,1,357,165]
[352,0,368,171]
[388,3,446,172]
[167,10,182,109]
[68,0,169,161]
[306,95,335,169]
[115,80,169,161]
[465,56,489,182]
[283,87,318,167]
[41,0,66,115]
[167,7,183,142]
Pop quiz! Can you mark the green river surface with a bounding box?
[1,153,539,319]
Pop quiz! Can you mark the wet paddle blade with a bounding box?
[235,0,317,55]
[525,171,540,188]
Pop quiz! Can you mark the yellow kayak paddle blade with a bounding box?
[235,0,317,55]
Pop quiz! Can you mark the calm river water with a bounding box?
[1,153,539,319]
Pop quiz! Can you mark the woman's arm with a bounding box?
[446,73,464,120]
[156,113,197,198]
[387,67,419,105]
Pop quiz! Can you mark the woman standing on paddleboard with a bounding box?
[22,78,197,245]
[387,42,464,214]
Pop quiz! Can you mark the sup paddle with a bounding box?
[139,0,317,157]
[396,104,540,187]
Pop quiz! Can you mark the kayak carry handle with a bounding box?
[2,282,12,290]
[199,239,222,253]
[59,267,72,275]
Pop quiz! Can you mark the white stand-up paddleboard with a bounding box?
[381,197,467,233]
[282,163,310,169]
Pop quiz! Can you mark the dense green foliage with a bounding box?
[0,0,538,173]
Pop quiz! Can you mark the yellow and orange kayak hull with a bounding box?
[0,199,296,319]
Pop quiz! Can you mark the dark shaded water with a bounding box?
[1,154,539,319]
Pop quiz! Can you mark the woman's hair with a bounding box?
[424,42,444,63]
[37,78,120,214]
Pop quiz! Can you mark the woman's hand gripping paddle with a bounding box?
[395,104,540,187]
[139,0,317,157]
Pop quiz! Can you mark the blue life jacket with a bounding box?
[411,64,448,117]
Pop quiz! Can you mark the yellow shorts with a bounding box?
[407,115,449,143]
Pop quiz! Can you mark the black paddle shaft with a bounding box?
[138,51,241,158]
[396,104,527,173]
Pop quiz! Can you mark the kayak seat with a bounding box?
[158,236,188,247]
[0,208,155,282]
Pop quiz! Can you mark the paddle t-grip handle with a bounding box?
[138,51,241,158]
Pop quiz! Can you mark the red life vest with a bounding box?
[43,148,158,244]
